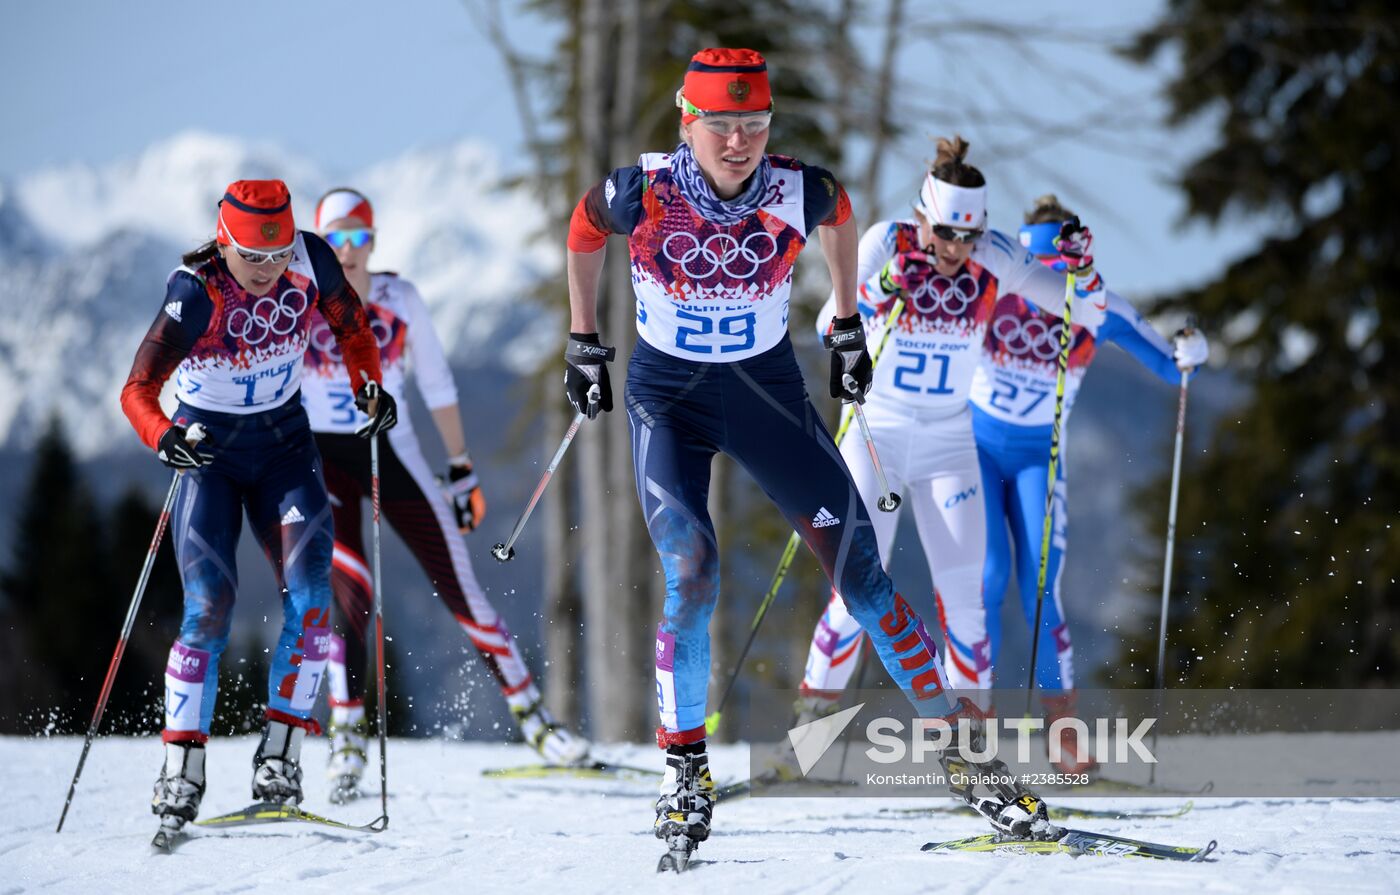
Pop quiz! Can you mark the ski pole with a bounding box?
[492,385,599,563]
[1024,273,1076,716]
[56,423,206,833]
[842,382,901,512]
[370,432,389,828]
[705,300,905,736]
[1150,347,1192,783]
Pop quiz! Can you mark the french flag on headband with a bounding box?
[917,174,987,232]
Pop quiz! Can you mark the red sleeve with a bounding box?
[826,183,853,227]
[319,278,382,391]
[567,167,646,253]
[121,342,183,451]
[567,190,611,253]
[120,272,213,451]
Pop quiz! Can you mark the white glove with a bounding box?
[1174,330,1209,370]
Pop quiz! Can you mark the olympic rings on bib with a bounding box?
[662,230,779,280]
[905,271,980,318]
[309,315,394,362]
[226,288,309,346]
[990,313,1064,361]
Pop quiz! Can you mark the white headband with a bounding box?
[315,189,373,231]
[916,174,987,231]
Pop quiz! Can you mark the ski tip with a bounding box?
[1192,840,1219,862]
[657,851,692,873]
[368,814,389,833]
[150,831,178,853]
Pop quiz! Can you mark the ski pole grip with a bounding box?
[186,423,207,445]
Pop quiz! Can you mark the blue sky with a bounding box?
[1,0,508,176]
[1,1,1262,296]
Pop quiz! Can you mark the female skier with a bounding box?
[969,194,1207,770]
[120,180,395,835]
[563,49,1061,864]
[303,188,588,801]
[796,140,1108,710]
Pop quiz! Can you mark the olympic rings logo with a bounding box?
[309,315,393,362]
[226,288,309,346]
[991,313,1064,361]
[906,271,980,317]
[662,231,778,280]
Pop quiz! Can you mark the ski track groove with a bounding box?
[6,738,1400,893]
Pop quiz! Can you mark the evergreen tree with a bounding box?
[1110,1,1400,687]
[0,417,110,731]
[103,487,184,733]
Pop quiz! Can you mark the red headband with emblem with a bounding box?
[215,179,295,250]
[678,48,772,123]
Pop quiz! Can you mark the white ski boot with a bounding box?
[252,720,305,805]
[326,713,369,804]
[511,699,590,766]
[151,741,206,849]
[937,697,1063,841]
[152,741,206,823]
[654,741,715,872]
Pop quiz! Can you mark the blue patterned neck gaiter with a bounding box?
[669,142,772,225]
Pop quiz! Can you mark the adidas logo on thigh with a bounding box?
[812,507,841,528]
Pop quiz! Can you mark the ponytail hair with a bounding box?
[931,135,985,188]
[1024,193,1075,225]
[181,238,219,269]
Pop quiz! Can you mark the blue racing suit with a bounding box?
[571,149,954,742]
[969,289,1184,690]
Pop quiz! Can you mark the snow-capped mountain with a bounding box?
[0,131,559,457]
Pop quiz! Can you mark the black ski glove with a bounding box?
[157,423,214,470]
[564,332,615,419]
[824,313,872,402]
[354,381,398,438]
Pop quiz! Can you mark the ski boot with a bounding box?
[252,719,306,805]
[792,693,843,729]
[767,694,846,784]
[326,712,370,804]
[654,740,715,873]
[151,741,206,848]
[937,697,1063,842]
[1043,691,1098,776]
[511,698,590,766]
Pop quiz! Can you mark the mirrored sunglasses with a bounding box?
[930,224,984,245]
[324,228,374,249]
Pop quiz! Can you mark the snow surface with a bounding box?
[7,736,1400,894]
